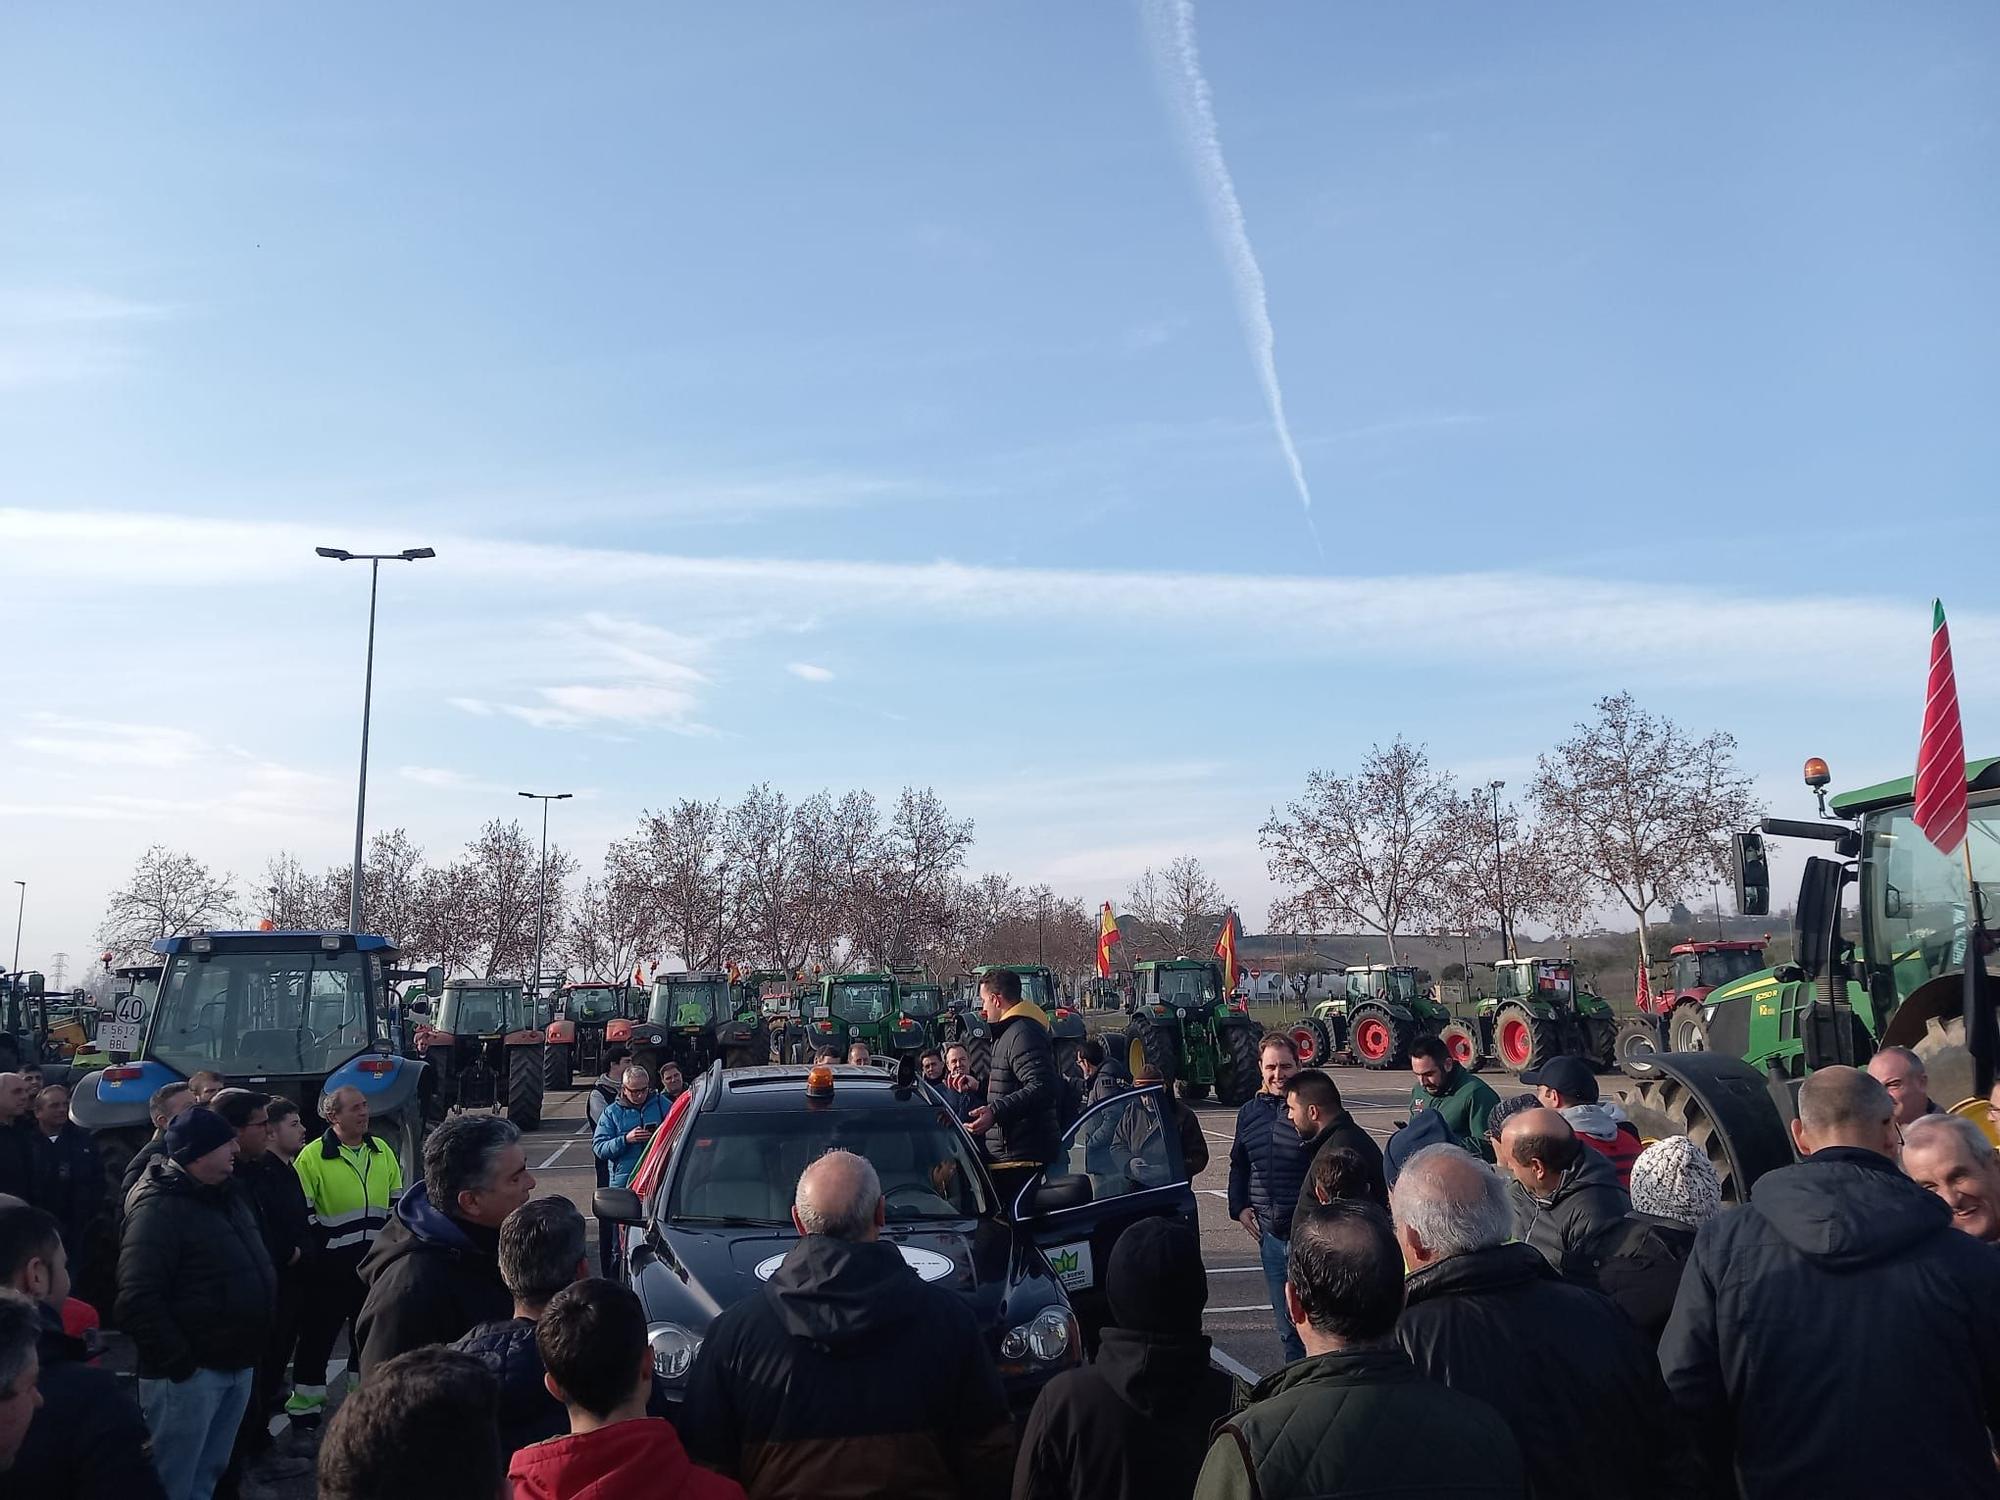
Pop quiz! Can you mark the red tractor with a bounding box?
[1614,938,1768,1070]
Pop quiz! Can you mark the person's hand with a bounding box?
[1130,1156,1149,1175]
[1237,1206,1262,1241]
[626,1125,649,1143]
[966,1105,995,1135]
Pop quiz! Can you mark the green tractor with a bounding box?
[1119,957,1261,1104]
[1300,965,1455,1071]
[969,964,1089,1081]
[800,970,902,1060]
[1608,755,2000,1202]
[1459,958,1618,1076]
[641,971,770,1075]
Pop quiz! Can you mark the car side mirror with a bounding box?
[593,1187,645,1225]
[23,973,43,998]
[1026,1175,1091,1217]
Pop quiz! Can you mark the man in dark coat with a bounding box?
[1498,1108,1629,1278]
[28,1084,101,1267]
[1014,1218,1233,1500]
[116,1107,277,1500]
[1194,1200,1523,1500]
[964,968,1060,1205]
[1226,1033,1310,1363]
[0,1074,36,1204]
[1284,1069,1386,1223]
[1391,1143,1699,1500]
[121,1080,196,1214]
[1589,1134,1722,1349]
[1662,1066,2000,1499]
[0,1203,166,1500]
[1116,1065,1208,1179]
[355,1114,534,1376]
[682,1149,1012,1500]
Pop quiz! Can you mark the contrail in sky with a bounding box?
[1142,0,1320,548]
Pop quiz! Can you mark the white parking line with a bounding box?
[1206,1265,1263,1274]
[1210,1347,1264,1383]
[1206,1304,1274,1314]
[537,1142,574,1170]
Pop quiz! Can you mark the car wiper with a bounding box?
[675,1214,788,1228]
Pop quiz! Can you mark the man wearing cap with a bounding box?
[1013,1219,1233,1500]
[116,1107,277,1500]
[1522,1056,1642,1189]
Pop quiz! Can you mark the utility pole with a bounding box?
[519,791,573,997]
[49,952,67,990]
[10,882,23,975]
[1487,781,1511,960]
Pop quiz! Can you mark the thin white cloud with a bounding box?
[1142,0,1319,546]
[787,662,836,683]
[446,612,712,733]
[0,287,181,389]
[13,713,205,769]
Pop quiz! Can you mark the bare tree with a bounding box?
[1259,740,1462,963]
[97,846,239,962]
[1529,692,1760,970]
[455,819,576,979]
[406,861,485,975]
[359,829,426,946]
[727,785,818,973]
[1435,797,1582,954]
[1125,856,1228,956]
[630,800,729,970]
[852,788,973,967]
[561,870,656,986]
[256,853,343,932]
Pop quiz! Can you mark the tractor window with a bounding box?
[662,983,727,1028]
[151,951,377,1077]
[828,982,892,1024]
[1864,802,2000,1003]
[900,986,943,1018]
[1671,954,1700,993]
[1697,949,1764,989]
[568,987,623,1022]
[1154,969,1219,1007]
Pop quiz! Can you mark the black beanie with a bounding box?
[1106,1217,1207,1336]
[164,1106,237,1166]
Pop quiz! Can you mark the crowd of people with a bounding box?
[5,1003,2000,1500]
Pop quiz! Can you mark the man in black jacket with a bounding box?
[28,1085,101,1269]
[1,1203,166,1500]
[1662,1066,2000,1498]
[0,1075,35,1204]
[682,1149,1012,1500]
[964,968,1060,1208]
[121,1080,196,1214]
[1498,1108,1628,1278]
[1014,1217,1233,1500]
[1284,1069,1386,1221]
[1391,1143,1697,1500]
[355,1114,533,1376]
[117,1107,277,1500]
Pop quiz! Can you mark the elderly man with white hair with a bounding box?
[681,1150,1013,1500]
[1391,1144,1690,1500]
[592,1063,671,1193]
[1902,1113,2000,1243]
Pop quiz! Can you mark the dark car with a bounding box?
[593,1062,1197,1415]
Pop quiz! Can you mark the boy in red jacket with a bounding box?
[510,1279,744,1500]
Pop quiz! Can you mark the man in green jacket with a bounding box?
[1408,1037,1501,1163]
[1194,1200,1522,1500]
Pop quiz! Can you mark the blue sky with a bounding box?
[2,2,1996,968]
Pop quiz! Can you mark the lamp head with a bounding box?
[315,546,352,561]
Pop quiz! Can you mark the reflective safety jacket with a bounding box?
[294,1129,404,1256]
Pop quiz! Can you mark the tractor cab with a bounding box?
[1345,965,1420,1006]
[1493,958,1570,1003]
[650,972,770,1072]
[1140,959,1225,1013]
[564,983,628,1024]
[651,973,732,1032]
[1668,942,1768,997]
[435,978,537,1037]
[420,977,547,1130]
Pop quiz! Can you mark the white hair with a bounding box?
[1390,1144,1514,1259]
[1903,1113,1994,1166]
[795,1149,882,1241]
[620,1064,653,1089]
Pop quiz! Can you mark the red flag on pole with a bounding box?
[1214,910,1241,994]
[1095,903,1121,980]
[1635,960,1651,1015]
[1915,599,1969,854]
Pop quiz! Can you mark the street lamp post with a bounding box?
[1487,781,1511,961]
[10,881,22,974]
[520,792,573,996]
[318,545,436,931]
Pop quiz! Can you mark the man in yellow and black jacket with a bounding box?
[286,1084,403,1423]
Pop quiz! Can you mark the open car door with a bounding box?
[1017,1085,1199,1334]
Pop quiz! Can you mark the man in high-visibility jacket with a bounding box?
[287,1084,403,1423]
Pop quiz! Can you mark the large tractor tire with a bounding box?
[1349,1005,1412,1071]
[1438,1021,1483,1073]
[543,1043,572,1093]
[1493,1004,1558,1075]
[507,1046,545,1132]
[1614,1019,1666,1078]
[1125,1022,1179,1086]
[1216,1022,1261,1106]
[1583,1015,1618,1071]
[1287,1017,1334,1069]
[1668,1006,1710,1054]
[1607,1053,1799,1206]
[1053,1037,1085,1086]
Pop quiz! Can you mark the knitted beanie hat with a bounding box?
[1629,1134,1723,1226]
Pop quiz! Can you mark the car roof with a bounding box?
[698,1064,939,1116]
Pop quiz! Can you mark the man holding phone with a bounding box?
[592,1065,671,1195]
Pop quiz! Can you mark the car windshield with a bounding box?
[439,986,529,1034]
[828,981,892,1024]
[567,986,624,1021]
[900,985,943,1018]
[1157,968,1218,1006]
[653,981,727,1028]
[1864,800,2000,1004]
[1697,949,1764,988]
[666,1104,987,1224]
[151,950,376,1076]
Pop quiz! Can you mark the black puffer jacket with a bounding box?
[681,1235,1012,1500]
[983,1004,1060,1167]
[236,1149,311,1272]
[5,1301,167,1500]
[354,1181,511,1376]
[1661,1147,2000,1499]
[1401,1242,1698,1500]
[1011,1326,1233,1500]
[1508,1145,1629,1277]
[1586,1212,1697,1351]
[115,1158,277,1379]
[450,1316,566,1458]
[1293,1109,1387,1225]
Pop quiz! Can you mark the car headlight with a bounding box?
[648,1322,703,1381]
[1000,1307,1076,1364]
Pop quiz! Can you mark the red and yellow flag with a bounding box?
[1915,598,1969,854]
[1214,909,1241,993]
[1095,903,1121,980]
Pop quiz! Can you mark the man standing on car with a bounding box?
[965,968,1060,1213]
[1227,1033,1311,1364]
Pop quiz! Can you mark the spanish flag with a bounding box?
[1214,909,1241,994]
[1096,903,1121,980]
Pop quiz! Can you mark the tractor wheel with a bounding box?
[543,1043,572,1093]
[631,1048,662,1078]
[1216,1022,1262,1106]
[1288,1018,1333,1069]
[1439,1022,1483,1073]
[1615,1019,1666,1079]
[507,1046,545,1132]
[1349,1005,1411,1071]
[1612,1075,1741,1203]
[1584,1016,1618,1071]
[1125,1022,1179,1086]
[1669,1007,1710,1053]
[1053,1037,1084,1085]
[1494,1005,1558,1075]
[963,1032,994,1085]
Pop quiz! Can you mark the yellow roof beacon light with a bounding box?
[805,1065,836,1100]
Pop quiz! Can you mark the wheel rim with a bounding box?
[1354,1017,1390,1061]
[1128,1037,1148,1076]
[1290,1026,1319,1063]
[1499,1016,1531,1068]
[1444,1028,1476,1067]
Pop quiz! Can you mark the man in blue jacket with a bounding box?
[593,1064,671,1191]
[1226,1033,1312,1364]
